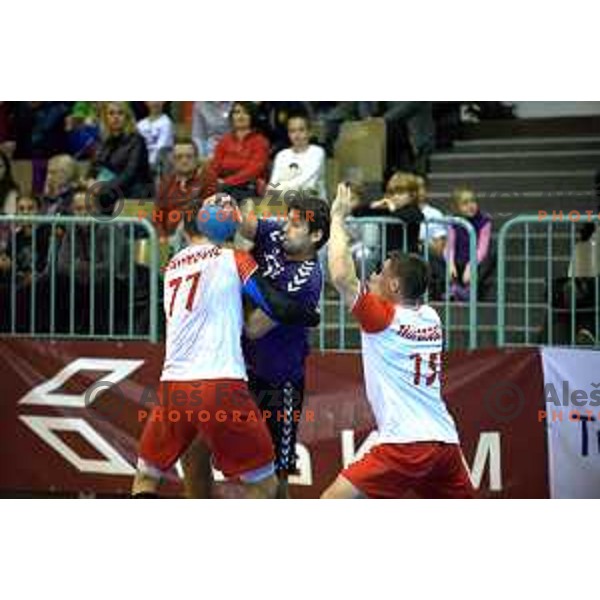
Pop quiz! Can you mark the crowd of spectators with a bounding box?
[347,171,495,301]
[0,100,508,334]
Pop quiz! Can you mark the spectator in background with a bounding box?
[269,113,327,199]
[254,102,313,156]
[191,101,232,160]
[0,194,50,332]
[30,102,72,194]
[5,196,50,285]
[416,175,447,300]
[0,149,20,257]
[384,101,435,177]
[48,187,131,333]
[447,187,494,301]
[137,101,175,174]
[0,149,19,215]
[65,102,100,159]
[42,154,78,216]
[204,101,270,202]
[89,102,153,204]
[353,171,423,255]
[313,102,379,157]
[156,138,205,242]
[8,102,72,195]
[55,188,128,284]
[432,102,462,150]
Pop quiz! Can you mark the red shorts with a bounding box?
[138,379,275,480]
[342,442,476,499]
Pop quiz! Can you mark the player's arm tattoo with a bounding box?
[242,274,320,327]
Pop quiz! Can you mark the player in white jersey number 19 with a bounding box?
[321,183,475,499]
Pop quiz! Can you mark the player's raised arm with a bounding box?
[329,183,360,307]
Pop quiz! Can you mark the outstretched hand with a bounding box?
[331,183,353,220]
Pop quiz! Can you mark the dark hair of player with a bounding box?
[287,195,331,251]
[388,252,431,301]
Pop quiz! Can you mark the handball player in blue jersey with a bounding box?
[240,194,330,497]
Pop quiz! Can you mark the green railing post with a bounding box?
[427,215,477,350]
[141,218,160,343]
[0,215,160,343]
[496,218,513,347]
[497,214,600,348]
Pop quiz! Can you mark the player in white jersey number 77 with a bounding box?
[322,183,475,499]
[132,201,321,499]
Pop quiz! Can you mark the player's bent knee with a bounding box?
[239,462,278,499]
[132,458,165,497]
[132,471,160,497]
[245,474,279,499]
[321,476,363,500]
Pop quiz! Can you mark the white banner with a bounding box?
[541,348,600,499]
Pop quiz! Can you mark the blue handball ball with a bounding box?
[196,205,240,243]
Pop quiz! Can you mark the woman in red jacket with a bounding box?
[204,101,270,202]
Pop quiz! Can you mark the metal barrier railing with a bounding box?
[0,215,160,342]
[497,214,600,347]
[318,215,479,351]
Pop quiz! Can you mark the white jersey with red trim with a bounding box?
[352,290,459,445]
[160,243,257,382]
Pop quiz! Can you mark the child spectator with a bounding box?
[269,113,327,199]
[254,102,313,156]
[65,102,100,159]
[191,101,232,160]
[447,186,494,301]
[136,101,175,173]
[352,171,423,255]
[89,102,153,205]
[203,102,270,202]
[156,138,205,242]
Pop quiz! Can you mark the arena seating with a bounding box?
[314,116,600,350]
